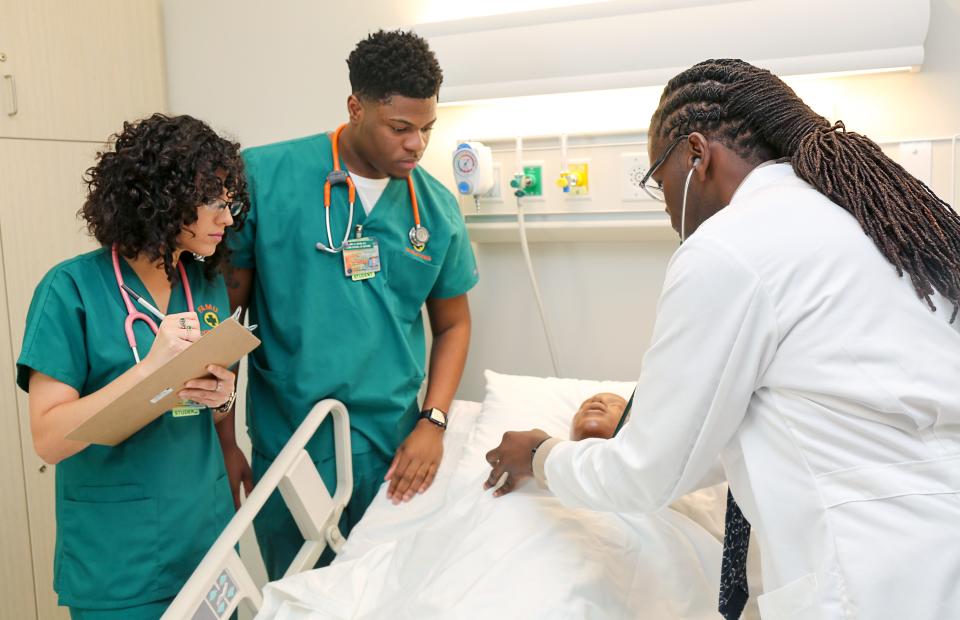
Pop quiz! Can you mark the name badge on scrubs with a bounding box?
[172,400,202,418]
[343,237,381,281]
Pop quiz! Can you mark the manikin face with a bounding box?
[570,393,628,441]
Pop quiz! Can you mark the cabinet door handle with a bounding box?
[3,74,17,116]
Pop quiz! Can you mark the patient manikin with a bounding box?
[569,392,628,440]
[256,395,723,620]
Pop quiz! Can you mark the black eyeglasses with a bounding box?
[201,198,244,217]
[639,134,689,201]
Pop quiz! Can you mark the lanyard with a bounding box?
[317,124,428,253]
[111,244,194,364]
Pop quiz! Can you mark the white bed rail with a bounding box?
[162,399,353,620]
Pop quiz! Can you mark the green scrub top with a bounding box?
[231,132,479,462]
[16,248,234,611]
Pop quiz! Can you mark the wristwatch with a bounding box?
[214,390,237,414]
[419,407,448,429]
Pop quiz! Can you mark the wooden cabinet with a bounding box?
[0,2,165,617]
[0,0,165,141]
[0,216,37,620]
[0,138,103,620]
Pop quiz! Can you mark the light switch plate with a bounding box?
[897,141,932,187]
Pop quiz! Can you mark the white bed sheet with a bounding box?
[256,396,724,619]
[328,399,485,562]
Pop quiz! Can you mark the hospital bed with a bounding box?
[162,399,354,620]
[164,372,731,619]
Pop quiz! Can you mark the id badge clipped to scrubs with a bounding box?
[171,400,203,418]
[343,228,381,281]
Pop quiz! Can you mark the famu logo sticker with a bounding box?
[197,303,220,330]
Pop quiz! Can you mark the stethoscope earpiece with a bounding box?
[680,160,701,245]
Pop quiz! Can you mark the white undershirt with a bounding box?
[349,171,391,215]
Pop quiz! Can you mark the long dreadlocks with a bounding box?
[650,59,960,322]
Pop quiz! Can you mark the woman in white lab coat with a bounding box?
[485,59,960,620]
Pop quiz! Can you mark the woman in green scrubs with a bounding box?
[16,114,250,619]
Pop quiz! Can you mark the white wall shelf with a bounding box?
[466,211,675,243]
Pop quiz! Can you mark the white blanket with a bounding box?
[257,390,724,619]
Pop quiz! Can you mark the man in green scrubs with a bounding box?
[226,29,478,579]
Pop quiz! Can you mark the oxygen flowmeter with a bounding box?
[452,141,494,211]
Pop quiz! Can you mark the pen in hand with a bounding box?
[120,283,165,321]
[121,283,257,332]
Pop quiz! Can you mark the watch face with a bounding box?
[425,408,446,426]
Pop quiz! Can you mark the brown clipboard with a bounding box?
[66,318,260,446]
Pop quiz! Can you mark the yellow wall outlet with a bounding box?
[568,161,589,196]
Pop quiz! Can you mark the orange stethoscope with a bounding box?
[317,123,429,254]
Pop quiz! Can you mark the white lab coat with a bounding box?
[544,163,960,619]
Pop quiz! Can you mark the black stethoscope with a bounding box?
[316,123,429,254]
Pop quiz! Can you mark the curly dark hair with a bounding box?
[80,113,249,282]
[347,29,443,101]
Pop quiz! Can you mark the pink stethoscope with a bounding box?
[111,244,194,364]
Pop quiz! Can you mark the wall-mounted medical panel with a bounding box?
[459,131,679,242]
[461,131,660,215]
[460,130,960,244]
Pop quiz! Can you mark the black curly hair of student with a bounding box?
[347,29,443,102]
[80,113,249,282]
[651,59,960,321]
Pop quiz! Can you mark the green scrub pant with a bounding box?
[252,448,390,581]
[69,599,170,620]
[70,601,239,620]
[69,596,240,619]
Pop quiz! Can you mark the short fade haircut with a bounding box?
[347,29,443,102]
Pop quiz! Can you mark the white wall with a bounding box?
[161,0,618,145]
[162,0,960,401]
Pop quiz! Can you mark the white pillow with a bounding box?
[480,369,635,436]
[457,369,636,477]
